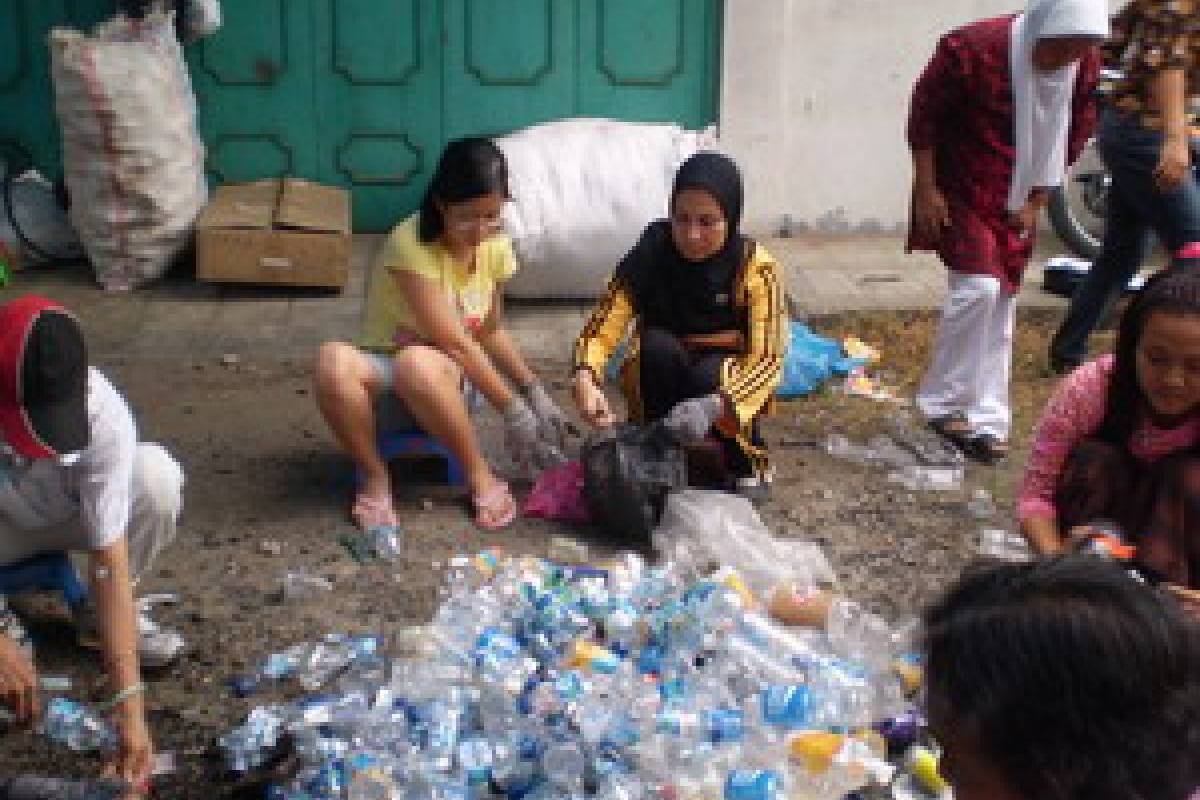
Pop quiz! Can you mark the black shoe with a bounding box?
[733,474,773,505]
[1048,353,1082,376]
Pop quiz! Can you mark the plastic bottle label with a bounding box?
[761,685,813,729]
[724,770,781,800]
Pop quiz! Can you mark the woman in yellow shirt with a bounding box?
[315,138,568,531]
[572,153,786,500]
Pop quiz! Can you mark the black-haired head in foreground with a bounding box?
[418,137,510,243]
[923,555,1200,800]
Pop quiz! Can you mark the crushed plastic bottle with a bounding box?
[965,488,996,520]
[824,434,876,464]
[977,529,1033,563]
[886,466,963,492]
[366,525,404,561]
[40,698,117,752]
[282,569,333,600]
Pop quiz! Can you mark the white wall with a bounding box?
[718,0,1118,236]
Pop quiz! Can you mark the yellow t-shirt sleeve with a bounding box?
[573,278,636,378]
[380,217,442,282]
[489,236,519,284]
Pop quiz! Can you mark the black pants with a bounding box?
[1056,439,1200,587]
[639,327,763,478]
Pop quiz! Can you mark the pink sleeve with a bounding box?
[1017,359,1111,521]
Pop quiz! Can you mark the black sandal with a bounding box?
[928,413,974,450]
[965,433,1009,465]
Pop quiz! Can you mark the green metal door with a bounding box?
[0,0,110,175]
[3,0,721,232]
[187,3,319,187]
[309,0,444,231]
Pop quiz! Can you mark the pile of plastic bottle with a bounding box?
[216,523,932,800]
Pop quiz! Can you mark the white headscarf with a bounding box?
[1007,0,1109,213]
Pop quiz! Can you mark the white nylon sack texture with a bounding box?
[497,118,716,299]
[50,11,207,290]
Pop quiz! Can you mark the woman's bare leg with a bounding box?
[314,342,389,501]
[392,346,504,502]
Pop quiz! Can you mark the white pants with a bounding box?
[917,273,1015,440]
[0,444,183,584]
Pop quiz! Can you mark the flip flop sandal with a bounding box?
[473,482,517,531]
[351,493,399,532]
[965,433,1009,465]
[928,413,974,449]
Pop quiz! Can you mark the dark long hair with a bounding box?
[418,137,509,243]
[1097,267,1200,447]
[923,556,1200,800]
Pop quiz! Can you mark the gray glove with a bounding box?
[504,397,566,474]
[522,381,570,451]
[662,394,725,442]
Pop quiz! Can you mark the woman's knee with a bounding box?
[316,341,358,385]
[392,346,460,397]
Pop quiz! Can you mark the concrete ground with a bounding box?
[5,233,1085,363]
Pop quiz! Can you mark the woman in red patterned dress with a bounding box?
[907,0,1107,462]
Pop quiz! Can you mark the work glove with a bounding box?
[662,394,725,442]
[521,381,571,451]
[504,398,566,475]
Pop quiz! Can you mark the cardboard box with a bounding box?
[196,178,350,289]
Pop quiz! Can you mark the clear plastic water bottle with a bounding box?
[977,529,1032,562]
[886,466,963,492]
[41,698,117,753]
[542,741,587,796]
[219,705,285,771]
[965,489,997,520]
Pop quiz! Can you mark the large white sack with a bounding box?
[50,11,207,291]
[497,118,716,299]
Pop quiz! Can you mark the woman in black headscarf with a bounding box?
[571,152,787,500]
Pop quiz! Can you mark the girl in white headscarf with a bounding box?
[907,0,1109,463]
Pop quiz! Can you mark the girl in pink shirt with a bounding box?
[1020,267,1200,599]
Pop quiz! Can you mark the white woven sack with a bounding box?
[50,11,207,290]
[498,118,715,299]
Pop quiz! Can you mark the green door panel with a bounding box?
[578,0,719,129]
[0,0,110,177]
[311,0,443,231]
[442,0,576,141]
[4,0,721,231]
[187,2,318,185]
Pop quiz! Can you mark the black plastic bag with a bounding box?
[582,423,687,540]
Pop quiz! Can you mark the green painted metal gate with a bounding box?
[2,1,721,231]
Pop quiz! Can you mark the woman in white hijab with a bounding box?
[907,0,1109,463]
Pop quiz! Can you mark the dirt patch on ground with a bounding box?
[0,309,1114,796]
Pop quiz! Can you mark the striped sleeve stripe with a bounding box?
[723,261,786,401]
[573,279,628,370]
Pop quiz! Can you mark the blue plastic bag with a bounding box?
[776,321,863,399]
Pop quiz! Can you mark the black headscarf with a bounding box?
[615,152,750,336]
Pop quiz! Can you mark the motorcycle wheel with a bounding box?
[1048,138,1108,261]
